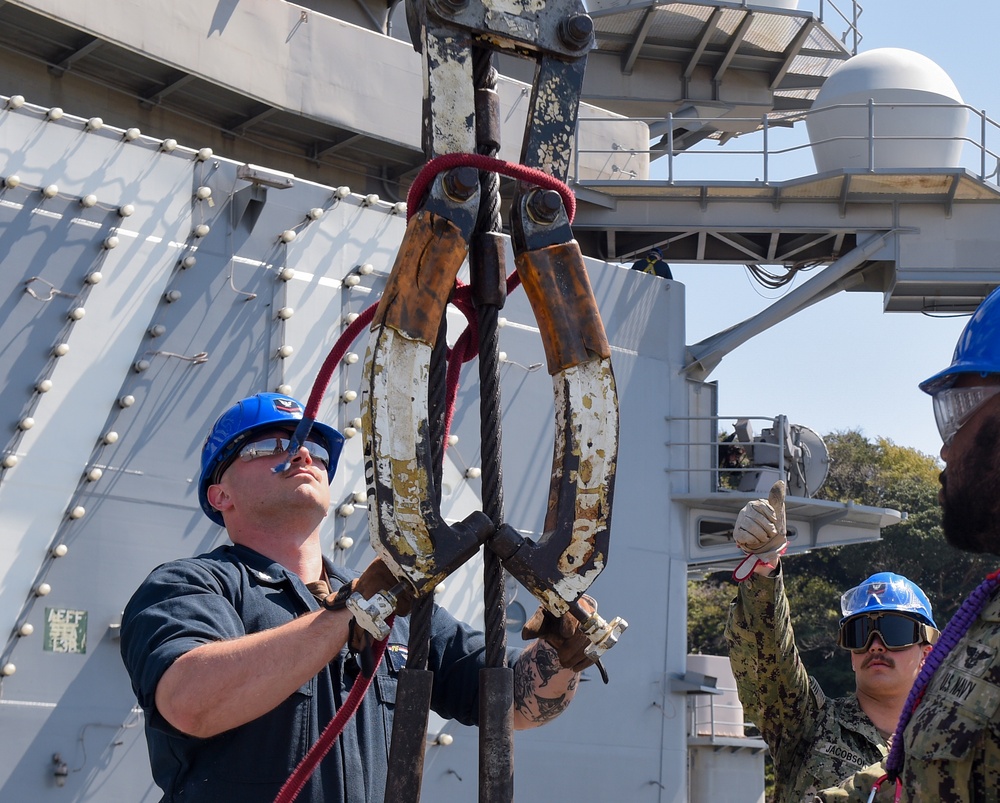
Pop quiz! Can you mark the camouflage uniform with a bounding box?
[726,569,889,803]
[816,587,1000,803]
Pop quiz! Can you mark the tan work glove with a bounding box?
[732,481,788,581]
[521,595,597,673]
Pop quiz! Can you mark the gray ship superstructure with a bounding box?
[0,1,998,801]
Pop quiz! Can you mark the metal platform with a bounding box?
[587,0,857,123]
[573,163,1000,313]
[574,168,1000,261]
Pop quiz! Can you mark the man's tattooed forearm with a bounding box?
[512,645,576,723]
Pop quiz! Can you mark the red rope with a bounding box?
[303,302,378,422]
[406,153,575,224]
[272,630,391,803]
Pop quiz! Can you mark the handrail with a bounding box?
[687,695,750,740]
[668,413,801,494]
[573,100,1000,188]
[819,0,864,55]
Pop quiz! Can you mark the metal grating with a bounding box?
[789,54,839,79]
[592,1,851,62]
[588,0,852,135]
[739,13,803,55]
[646,5,719,40]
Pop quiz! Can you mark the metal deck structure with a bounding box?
[0,1,997,801]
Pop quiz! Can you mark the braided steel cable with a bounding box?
[472,48,509,669]
[478,300,507,667]
[471,46,516,803]
[474,51,503,236]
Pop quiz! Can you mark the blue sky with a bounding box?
[670,0,1000,459]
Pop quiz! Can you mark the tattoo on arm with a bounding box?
[534,693,568,722]
[533,643,561,688]
[512,644,573,724]
[513,657,534,719]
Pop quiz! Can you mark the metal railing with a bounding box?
[667,414,803,496]
[574,100,1000,188]
[686,692,750,741]
[819,0,864,55]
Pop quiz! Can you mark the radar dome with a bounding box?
[806,48,967,172]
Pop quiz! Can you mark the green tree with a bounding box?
[687,578,732,655]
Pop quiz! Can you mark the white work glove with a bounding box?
[732,481,788,582]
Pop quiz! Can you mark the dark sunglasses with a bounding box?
[837,612,939,652]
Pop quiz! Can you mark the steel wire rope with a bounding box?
[472,48,510,671]
[472,48,515,803]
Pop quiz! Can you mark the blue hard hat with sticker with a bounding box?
[198,393,344,526]
[840,572,937,629]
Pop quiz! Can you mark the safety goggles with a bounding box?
[837,612,939,653]
[932,384,1000,446]
[237,435,330,468]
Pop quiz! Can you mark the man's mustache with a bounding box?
[863,653,896,669]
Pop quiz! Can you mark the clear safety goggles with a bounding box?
[932,384,1000,446]
[237,435,330,468]
[837,612,938,652]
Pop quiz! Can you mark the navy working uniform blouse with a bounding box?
[121,544,516,802]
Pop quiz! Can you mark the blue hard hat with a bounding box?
[920,285,1000,395]
[840,572,937,629]
[198,393,345,526]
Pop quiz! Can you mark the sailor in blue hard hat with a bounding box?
[920,284,1000,554]
[837,571,939,689]
[810,287,1000,801]
[120,392,591,803]
[197,392,345,527]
